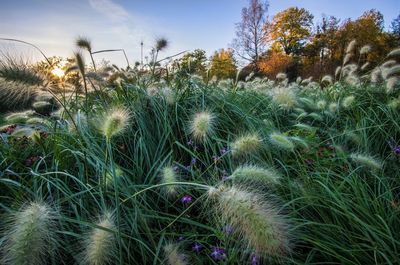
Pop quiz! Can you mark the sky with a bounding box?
[0,0,399,66]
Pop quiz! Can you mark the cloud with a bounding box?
[88,0,129,22]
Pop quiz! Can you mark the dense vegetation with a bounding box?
[0,30,400,265]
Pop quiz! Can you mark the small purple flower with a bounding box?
[221,224,233,234]
[394,146,400,156]
[173,166,180,172]
[187,138,193,146]
[190,157,197,166]
[181,195,193,205]
[212,156,219,163]
[191,242,203,253]
[220,147,229,156]
[221,170,230,181]
[178,236,185,241]
[210,246,226,261]
[251,254,260,265]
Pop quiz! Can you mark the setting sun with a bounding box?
[51,67,65,78]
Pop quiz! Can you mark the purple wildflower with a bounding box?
[220,147,229,156]
[190,157,197,166]
[178,236,185,241]
[187,138,193,146]
[181,195,193,205]
[221,170,230,181]
[221,224,233,234]
[394,146,400,156]
[210,246,226,261]
[191,242,203,253]
[212,156,219,163]
[251,254,260,265]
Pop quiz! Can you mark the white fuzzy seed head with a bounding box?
[316,100,327,111]
[84,212,117,265]
[360,45,371,55]
[100,107,130,140]
[231,133,262,156]
[2,202,58,265]
[269,132,294,152]
[350,153,383,171]
[270,87,296,110]
[161,166,178,195]
[231,165,281,186]
[329,103,338,113]
[214,186,290,257]
[164,243,187,265]
[190,111,215,141]
[342,95,355,109]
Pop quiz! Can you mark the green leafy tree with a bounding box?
[174,49,207,76]
[265,7,314,55]
[209,49,238,80]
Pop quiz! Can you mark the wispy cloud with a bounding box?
[88,0,129,22]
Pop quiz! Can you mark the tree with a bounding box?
[265,7,314,55]
[231,0,269,68]
[257,51,292,79]
[391,14,400,44]
[209,49,237,80]
[174,49,207,76]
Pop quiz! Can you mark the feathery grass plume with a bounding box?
[11,127,34,138]
[147,86,158,97]
[359,45,371,55]
[0,79,39,111]
[230,165,280,186]
[321,75,333,85]
[161,87,175,105]
[381,60,397,68]
[386,77,399,93]
[276,72,287,81]
[32,101,53,115]
[361,62,370,71]
[84,212,116,265]
[342,64,358,77]
[344,131,361,145]
[269,132,294,152]
[387,47,400,58]
[293,123,316,133]
[350,153,383,170]
[296,76,302,84]
[371,67,382,83]
[26,117,51,126]
[0,54,43,85]
[346,40,357,54]
[270,87,296,110]
[345,75,360,87]
[307,112,323,121]
[5,110,34,123]
[316,100,326,111]
[343,53,352,65]
[2,202,57,265]
[156,37,169,52]
[76,37,92,52]
[210,186,290,257]
[382,65,400,80]
[105,166,124,187]
[189,111,215,141]
[387,98,400,110]
[329,102,338,113]
[161,166,178,195]
[99,107,130,140]
[298,97,315,110]
[231,133,262,156]
[290,136,309,150]
[342,95,355,109]
[335,66,341,78]
[163,243,187,265]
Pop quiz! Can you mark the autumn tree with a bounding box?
[265,7,314,55]
[209,49,237,80]
[257,51,293,79]
[231,0,269,68]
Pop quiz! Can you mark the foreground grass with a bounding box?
[1,67,400,264]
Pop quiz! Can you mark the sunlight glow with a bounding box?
[51,67,65,78]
